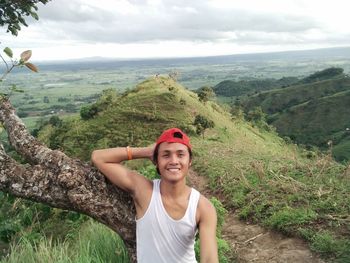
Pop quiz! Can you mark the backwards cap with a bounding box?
[155,128,192,150]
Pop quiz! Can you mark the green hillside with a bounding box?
[242,76,350,114]
[213,67,344,99]
[213,77,299,97]
[271,89,350,151]
[299,67,345,84]
[33,76,350,262]
[38,77,200,160]
[241,75,350,161]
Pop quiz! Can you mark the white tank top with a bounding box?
[136,179,200,263]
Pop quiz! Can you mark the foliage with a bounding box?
[300,230,350,261]
[264,207,317,233]
[214,77,299,97]
[48,115,62,127]
[43,96,49,103]
[168,70,179,81]
[210,197,227,237]
[0,0,51,36]
[79,88,120,120]
[193,114,214,138]
[138,165,159,180]
[230,105,244,120]
[241,69,349,115]
[36,77,197,160]
[0,192,87,245]
[1,219,128,263]
[246,106,266,123]
[245,106,273,131]
[192,121,350,262]
[240,71,350,160]
[3,68,350,262]
[80,104,99,120]
[197,86,215,103]
[299,67,344,84]
[73,220,128,263]
[1,47,38,99]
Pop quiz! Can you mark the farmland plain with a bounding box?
[1,46,350,130]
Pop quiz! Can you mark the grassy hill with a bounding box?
[37,76,231,160]
[241,75,350,161]
[213,77,299,97]
[213,67,344,99]
[242,76,350,114]
[30,76,350,262]
[271,89,350,157]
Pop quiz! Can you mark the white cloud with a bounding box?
[1,0,349,60]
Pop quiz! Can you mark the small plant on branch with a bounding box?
[0,47,38,99]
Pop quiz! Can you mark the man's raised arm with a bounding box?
[91,146,153,195]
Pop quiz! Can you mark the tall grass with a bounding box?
[1,220,128,263]
[192,125,350,262]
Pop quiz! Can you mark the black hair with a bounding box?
[173,131,183,139]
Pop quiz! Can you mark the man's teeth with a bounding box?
[168,168,180,172]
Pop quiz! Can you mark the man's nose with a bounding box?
[169,154,179,164]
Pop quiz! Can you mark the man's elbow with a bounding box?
[91,150,102,166]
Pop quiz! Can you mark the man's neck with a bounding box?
[159,179,189,199]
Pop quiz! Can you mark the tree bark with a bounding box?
[0,97,137,262]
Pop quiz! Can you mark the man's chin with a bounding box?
[161,172,185,181]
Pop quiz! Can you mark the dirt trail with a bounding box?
[188,169,325,263]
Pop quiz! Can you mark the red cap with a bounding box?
[155,128,192,150]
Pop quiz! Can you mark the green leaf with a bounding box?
[18,16,28,27]
[3,47,13,58]
[30,11,39,20]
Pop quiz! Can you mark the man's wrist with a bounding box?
[126,146,132,160]
[124,146,153,160]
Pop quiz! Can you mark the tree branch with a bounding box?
[0,98,137,262]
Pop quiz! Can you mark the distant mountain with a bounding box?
[213,77,299,97]
[242,68,347,114]
[298,67,345,84]
[271,88,350,160]
[241,69,350,161]
[29,46,350,72]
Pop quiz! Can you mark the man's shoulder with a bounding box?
[198,195,214,211]
[132,172,153,198]
[196,194,216,223]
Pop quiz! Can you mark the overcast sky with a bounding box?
[1,0,350,61]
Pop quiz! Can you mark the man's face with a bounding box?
[157,142,191,183]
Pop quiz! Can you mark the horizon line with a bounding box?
[33,45,350,64]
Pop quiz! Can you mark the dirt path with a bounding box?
[187,169,325,263]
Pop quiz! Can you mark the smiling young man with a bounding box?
[91,128,218,263]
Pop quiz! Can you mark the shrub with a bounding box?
[265,207,317,233]
[193,115,214,138]
[80,104,99,120]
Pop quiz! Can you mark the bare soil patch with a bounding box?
[188,169,325,263]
